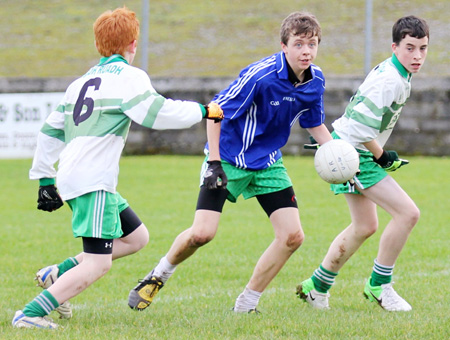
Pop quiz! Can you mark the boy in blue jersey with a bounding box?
[12,7,223,329]
[128,12,333,313]
[296,16,429,312]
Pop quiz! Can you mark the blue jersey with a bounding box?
[212,51,325,170]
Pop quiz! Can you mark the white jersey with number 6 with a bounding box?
[30,55,204,200]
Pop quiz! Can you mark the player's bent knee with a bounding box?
[286,230,304,251]
[131,236,148,253]
[412,204,420,221]
[366,223,378,237]
[363,227,378,239]
[355,221,378,239]
[394,203,420,231]
[135,224,150,249]
[119,224,149,252]
[405,205,420,229]
[189,233,214,247]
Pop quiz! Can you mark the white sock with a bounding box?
[233,286,262,312]
[150,256,177,283]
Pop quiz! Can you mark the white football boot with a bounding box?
[35,265,73,319]
[296,278,330,310]
[12,310,58,329]
[364,278,412,311]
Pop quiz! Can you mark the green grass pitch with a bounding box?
[1,155,449,339]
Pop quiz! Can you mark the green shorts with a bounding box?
[201,158,293,203]
[330,135,388,195]
[66,191,129,239]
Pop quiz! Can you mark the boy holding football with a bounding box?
[128,11,332,313]
[297,15,429,311]
[12,6,223,329]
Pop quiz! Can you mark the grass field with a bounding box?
[1,155,449,339]
[1,0,449,78]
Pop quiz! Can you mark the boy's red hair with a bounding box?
[93,7,140,57]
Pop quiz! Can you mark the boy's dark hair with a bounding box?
[280,12,321,45]
[392,15,429,45]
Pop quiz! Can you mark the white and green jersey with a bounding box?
[332,53,412,152]
[30,55,204,200]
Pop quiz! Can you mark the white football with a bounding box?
[314,139,360,184]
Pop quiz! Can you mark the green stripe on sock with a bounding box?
[311,276,329,293]
[22,290,59,317]
[312,265,338,293]
[319,264,338,277]
[371,259,394,286]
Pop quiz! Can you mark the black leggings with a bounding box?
[196,186,298,217]
[82,206,142,254]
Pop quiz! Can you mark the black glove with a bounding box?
[304,135,320,150]
[203,161,228,189]
[38,185,64,212]
[373,150,409,172]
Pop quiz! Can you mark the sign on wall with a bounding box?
[0,92,64,159]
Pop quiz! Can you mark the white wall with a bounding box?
[0,92,64,159]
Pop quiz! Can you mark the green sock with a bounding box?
[57,257,79,277]
[22,290,59,317]
[370,259,394,286]
[312,264,338,293]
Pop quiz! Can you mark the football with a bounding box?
[314,139,360,184]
